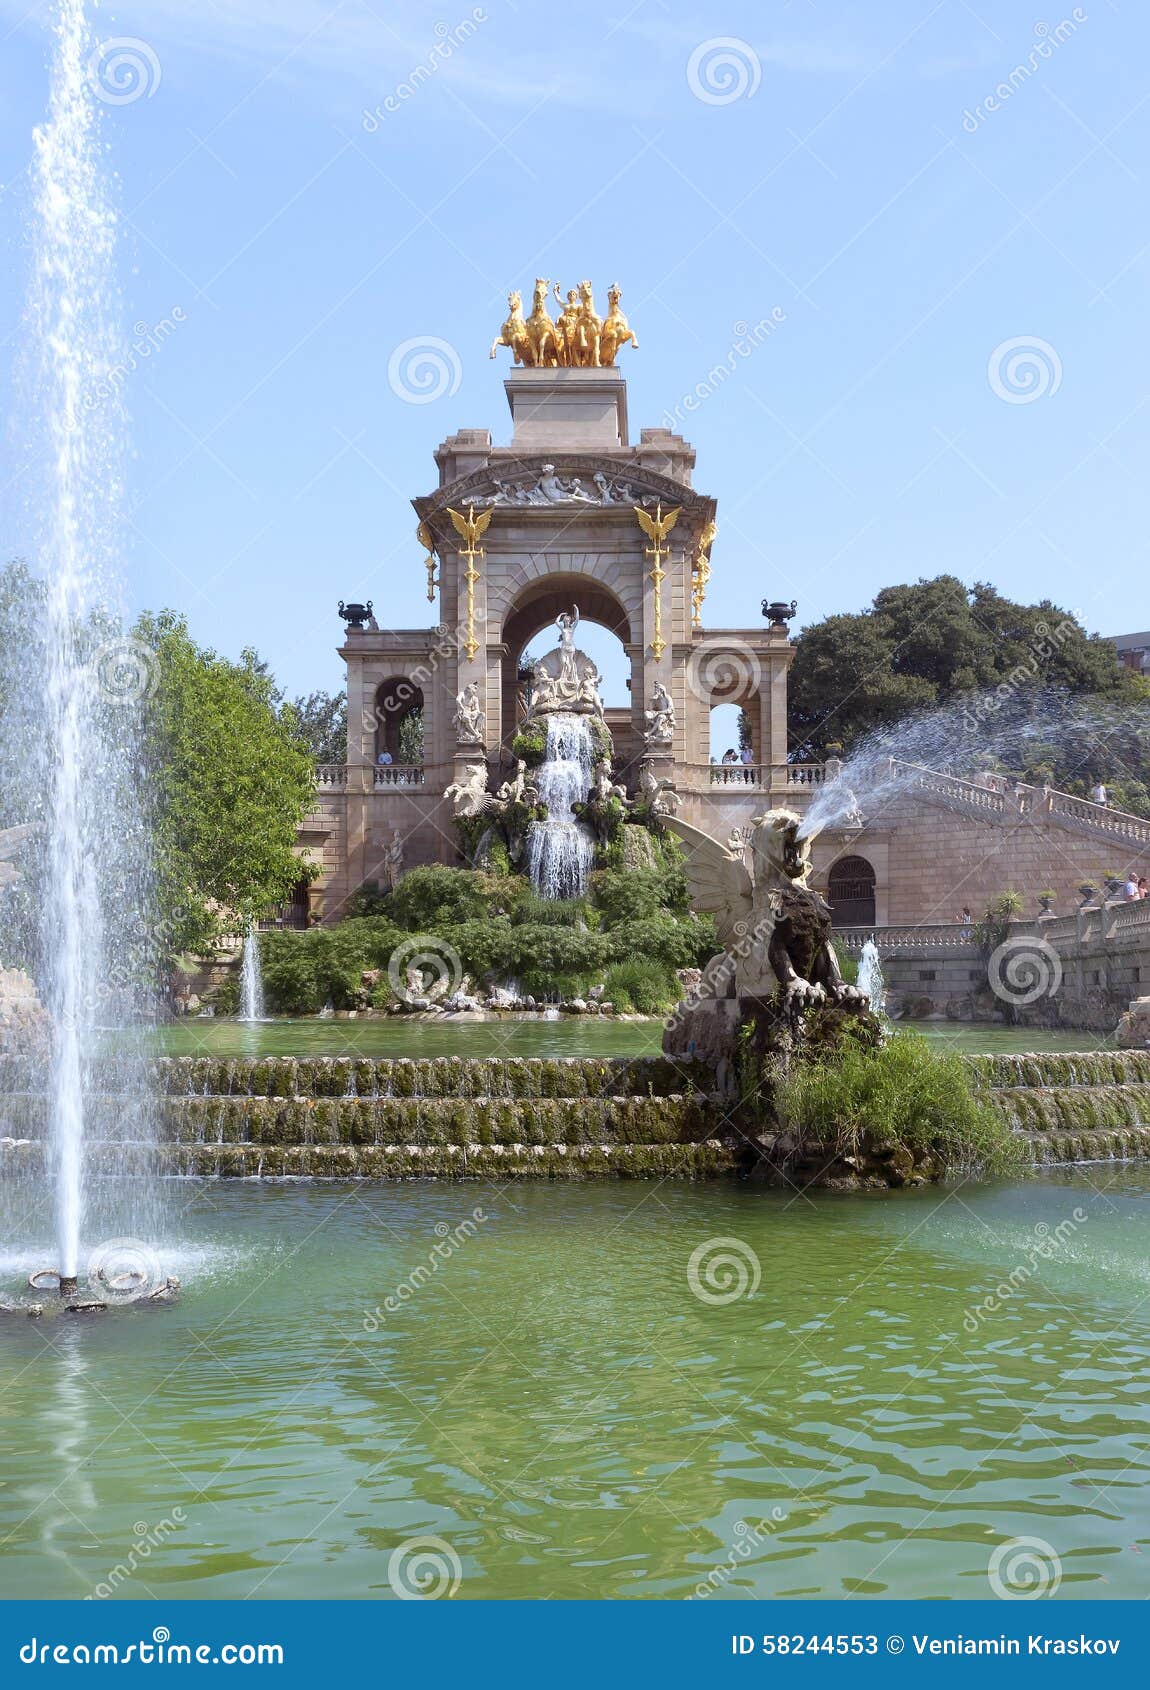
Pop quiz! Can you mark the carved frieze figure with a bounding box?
[445,761,494,818]
[638,762,679,819]
[452,681,485,745]
[643,680,675,748]
[667,808,869,1012]
[477,467,656,507]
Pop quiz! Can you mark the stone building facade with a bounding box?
[291,355,1150,935]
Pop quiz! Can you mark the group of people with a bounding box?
[713,746,755,784]
[1124,875,1149,900]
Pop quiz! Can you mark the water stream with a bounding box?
[239,927,266,1022]
[526,713,596,899]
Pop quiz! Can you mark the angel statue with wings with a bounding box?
[666,808,869,1017]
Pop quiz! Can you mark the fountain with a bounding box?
[239,926,267,1022]
[526,714,597,899]
[856,939,886,1019]
[0,0,163,1306]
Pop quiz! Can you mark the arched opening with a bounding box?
[500,577,636,773]
[373,677,424,766]
[708,702,753,773]
[828,855,876,928]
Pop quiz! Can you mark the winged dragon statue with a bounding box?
[666,808,868,1015]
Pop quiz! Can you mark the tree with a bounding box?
[290,689,346,764]
[137,612,317,958]
[790,576,1145,767]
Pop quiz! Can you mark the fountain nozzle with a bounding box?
[58,1275,78,1298]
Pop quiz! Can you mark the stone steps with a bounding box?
[0,1140,737,1180]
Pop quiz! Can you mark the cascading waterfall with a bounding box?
[12,0,158,1288]
[239,927,266,1022]
[526,713,596,900]
[856,939,886,1018]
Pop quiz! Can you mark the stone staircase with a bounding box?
[888,759,1150,849]
[0,1055,735,1180]
[968,1049,1150,1164]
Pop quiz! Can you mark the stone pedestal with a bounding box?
[504,367,629,449]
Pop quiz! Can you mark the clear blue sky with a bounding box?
[2,0,1147,705]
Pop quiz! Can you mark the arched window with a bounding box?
[828,855,876,927]
[373,678,424,764]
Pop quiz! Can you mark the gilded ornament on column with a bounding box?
[447,503,493,661]
[634,502,680,662]
[692,520,716,628]
[417,520,439,603]
[489,279,638,367]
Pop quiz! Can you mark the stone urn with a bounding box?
[1116,997,1150,1049]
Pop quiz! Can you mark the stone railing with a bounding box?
[835,924,979,956]
[888,758,1150,847]
[313,764,426,792]
[701,761,826,790]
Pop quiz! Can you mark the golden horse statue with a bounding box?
[571,279,602,367]
[598,283,638,364]
[524,278,560,368]
[489,290,531,364]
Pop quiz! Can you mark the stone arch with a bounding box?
[497,573,636,765]
[827,854,876,928]
[372,676,424,763]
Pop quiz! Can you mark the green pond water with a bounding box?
[2,1168,1148,1600]
[145,1016,1111,1059]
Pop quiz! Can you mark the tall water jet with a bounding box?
[526,714,596,900]
[856,939,886,1019]
[239,927,266,1022]
[13,0,157,1285]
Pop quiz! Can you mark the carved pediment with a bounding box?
[417,457,711,521]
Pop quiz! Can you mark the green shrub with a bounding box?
[510,721,547,768]
[510,893,593,929]
[775,1030,1025,1177]
[601,959,679,1015]
[388,865,492,929]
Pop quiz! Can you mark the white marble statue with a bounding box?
[445,761,493,818]
[639,762,679,818]
[452,681,485,745]
[643,680,675,748]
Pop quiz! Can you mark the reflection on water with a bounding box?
[138,1016,1114,1060]
[1,1170,1148,1599]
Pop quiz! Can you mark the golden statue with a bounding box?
[447,503,493,661]
[489,290,531,364]
[635,502,680,661]
[599,284,637,363]
[492,281,638,367]
[417,520,438,603]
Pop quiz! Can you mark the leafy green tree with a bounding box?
[790,576,1142,760]
[290,689,346,765]
[137,612,317,958]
